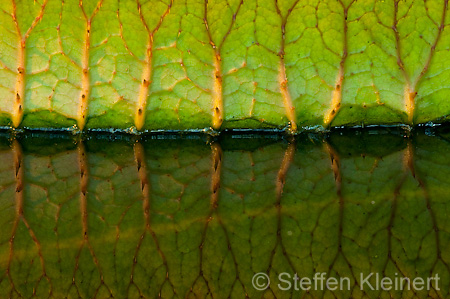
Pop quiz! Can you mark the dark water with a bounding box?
[0,129,450,298]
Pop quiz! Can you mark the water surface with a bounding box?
[0,129,449,298]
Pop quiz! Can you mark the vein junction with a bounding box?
[11,0,48,128]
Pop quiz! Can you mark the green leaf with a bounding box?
[0,132,449,298]
[1,0,450,132]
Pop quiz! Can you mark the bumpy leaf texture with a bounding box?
[1,0,450,132]
[0,131,449,298]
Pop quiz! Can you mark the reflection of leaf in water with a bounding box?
[0,133,449,298]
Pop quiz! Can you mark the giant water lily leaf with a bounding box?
[0,132,449,298]
[1,0,450,132]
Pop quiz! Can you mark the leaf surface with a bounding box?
[1,0,450,131]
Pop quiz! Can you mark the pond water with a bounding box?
[0,129,449,298]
